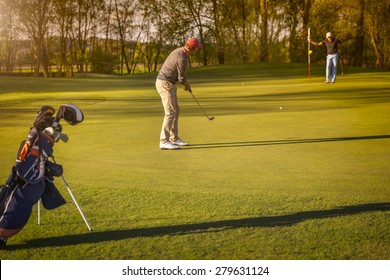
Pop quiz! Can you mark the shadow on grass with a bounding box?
[185,135,390,150]
[6,202,389,250]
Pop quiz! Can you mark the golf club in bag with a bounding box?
[189,89,215,121]
[0,104,89,249]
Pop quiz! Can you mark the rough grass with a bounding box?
[0,63,389,260]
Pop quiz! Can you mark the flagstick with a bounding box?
[308,27,311,81]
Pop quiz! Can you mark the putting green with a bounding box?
[0,63,389,259]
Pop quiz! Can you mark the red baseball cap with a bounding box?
[186,37,202,49]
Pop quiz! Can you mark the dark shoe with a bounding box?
[0,237,7,249]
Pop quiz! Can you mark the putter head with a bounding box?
[208,116,215,121]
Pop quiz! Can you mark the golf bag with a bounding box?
[0,104,83,240]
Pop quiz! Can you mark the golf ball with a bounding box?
[242,83,245,85]
[280,107,283,110]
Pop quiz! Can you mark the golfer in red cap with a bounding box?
[156,37,203,150]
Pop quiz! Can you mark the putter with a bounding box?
[189,89,215,121]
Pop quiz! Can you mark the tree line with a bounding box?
[0,0,389,77]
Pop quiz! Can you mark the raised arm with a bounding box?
[308,39,322,46]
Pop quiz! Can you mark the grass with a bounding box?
[0,63,389,260]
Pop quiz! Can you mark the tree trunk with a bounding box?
[352,0,365,67]
[368,28,383,68]
[259,0,268,62]
[301,0,311,63]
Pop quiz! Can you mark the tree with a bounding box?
[281,0,311,63]
[53,0,77,76]
[71,0,104,75]
[0,0,19,73]
[113,0,134,74]
[10,0,52,77]
[351,0,365,67]
[208,0,227,64]
[1,0,389,76]
[259,0,269,62]
[365,0,390,69]
[140,0,166,72]
[183,0,209,65]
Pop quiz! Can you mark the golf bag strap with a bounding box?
[15,131,46,185]
[17,141,30,162]
[16,128,38,161]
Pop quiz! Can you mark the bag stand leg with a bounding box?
[61,174,93,231]
[37,176,93,232]
[38,199,41,225]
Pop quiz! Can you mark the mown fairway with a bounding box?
[0,63,389,259]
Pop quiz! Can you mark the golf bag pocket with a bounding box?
[19,181,45,203]
[41,180,66,210]
[46,161,63,177]
[0,180,44,230]
[15,150,44,184]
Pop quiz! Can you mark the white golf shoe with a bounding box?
[160,142,180,150]
[171,139,189,146]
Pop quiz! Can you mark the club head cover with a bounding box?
[55,104,84,125]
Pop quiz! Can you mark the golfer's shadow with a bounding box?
[6,202,389,250]
[184,134,390,149]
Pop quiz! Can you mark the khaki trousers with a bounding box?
[156,79,180,143]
